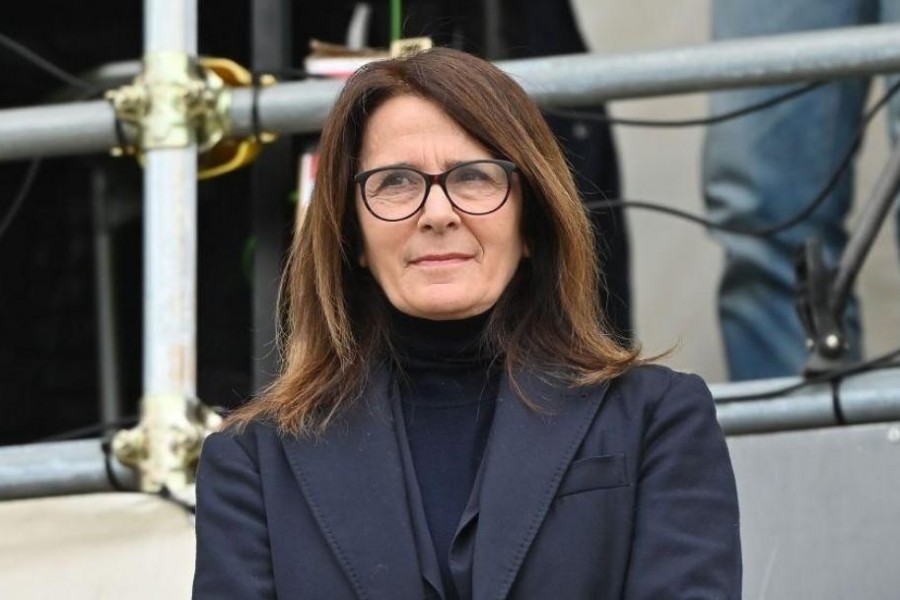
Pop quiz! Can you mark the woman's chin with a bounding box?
[398,293,492,321]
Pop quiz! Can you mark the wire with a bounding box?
[39,415,138,442]
[544,81,825,128]
[715,344,900,404]
[586,78,900,238]
[0,160,42,245]
[0,32,95,93]
[160,484,196,516]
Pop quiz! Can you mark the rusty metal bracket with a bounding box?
[106,51,228,153]
[105,54,273,179]
[112,394,222,493]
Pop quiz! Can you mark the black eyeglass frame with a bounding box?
[353,159,518,222]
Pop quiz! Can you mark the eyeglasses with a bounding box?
[354,159,517,222]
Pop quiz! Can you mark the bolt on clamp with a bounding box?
[105,53,274,179]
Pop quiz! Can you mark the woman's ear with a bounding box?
[358,252,368,268]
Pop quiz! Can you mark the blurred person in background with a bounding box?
[704,0,900,380]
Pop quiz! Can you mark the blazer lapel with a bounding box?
[472,370,610,600]
[280,366,423,600]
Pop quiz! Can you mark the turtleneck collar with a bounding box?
[388,304,495,365]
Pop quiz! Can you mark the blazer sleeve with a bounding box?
[192,430,276,599]
[622,371,742,599]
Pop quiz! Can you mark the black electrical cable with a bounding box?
[0,31,95,93]
[715,344,900,404]
[100,438,131,491]
[544,81,825,128]
[251,70,265,142]
[38,415,138,442]
[0,160,42,245]
[160,484,197,515]
[586,78,900,238]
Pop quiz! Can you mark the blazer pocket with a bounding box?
[556,453,629,498]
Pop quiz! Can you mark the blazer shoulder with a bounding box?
[207,417,282,461]
[609,363,713,413]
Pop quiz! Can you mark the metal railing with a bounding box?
[3,21,900,500]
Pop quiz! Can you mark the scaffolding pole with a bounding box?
[138,0,199,482]
[712,368,900,435]
[2,367,899,500]
[0,440,136,501]
[103,0,208,494]
[5,23,900,500]
[3,24,900,161]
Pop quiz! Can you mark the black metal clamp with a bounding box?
[796,142,900,375]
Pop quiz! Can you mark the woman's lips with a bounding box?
[409,253,473,267]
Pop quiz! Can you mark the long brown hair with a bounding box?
[228,47,640,436]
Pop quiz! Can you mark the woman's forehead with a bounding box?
[359,96,491,170]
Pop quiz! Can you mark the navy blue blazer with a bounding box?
[193,364,741,599]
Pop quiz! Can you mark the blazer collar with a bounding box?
[472,369,610,600]
[280,365,424,600]
[279,364,610,600]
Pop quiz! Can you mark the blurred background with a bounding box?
[2,0,899,446]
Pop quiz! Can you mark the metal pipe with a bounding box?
[250,0,294,393]
[47,60,142,102]
[4,23,900,161]
[146,0,197,54]
[0,440,136,501]
[143,150,198,396]
[712,368,900,435]
[228,23,900,137]
[500,23,900,104]
[831,142,900,317]
[4,367,900,501]
[142,0,198,397]
[0,101,119,160]
[91,165,122,423]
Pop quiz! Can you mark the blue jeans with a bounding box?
[703,0,900,380]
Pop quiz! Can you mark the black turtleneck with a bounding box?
[390,306,501,600]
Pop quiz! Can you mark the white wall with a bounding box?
[572,0,900,382]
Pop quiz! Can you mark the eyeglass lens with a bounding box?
[363,161,509,220]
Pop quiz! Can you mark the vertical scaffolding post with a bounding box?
[142,0,198,402]
[111,0,220,494]
[250,0,293,391]
[91,164,121,425]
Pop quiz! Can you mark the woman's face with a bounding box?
[355,94,526,320]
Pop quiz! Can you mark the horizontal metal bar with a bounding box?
[501,23,900,104]
[0,100,119,161]
[231,23,900,137]
[3,24,900,161]
[2,368,899,500]
[711,368,900,435]
[47,60,141,102]
[229,78,342,140]
[0,439,136,501]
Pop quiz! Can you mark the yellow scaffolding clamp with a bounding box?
[106,54,276,180]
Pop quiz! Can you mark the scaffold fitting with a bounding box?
[107,51,227,154]
[105,53,273,179]
[112,394,222,493]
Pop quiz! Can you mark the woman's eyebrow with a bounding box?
[370,158,477,171]
[364,161,416,170]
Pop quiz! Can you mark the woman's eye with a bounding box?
[382,172,414,187]
[456,168,488,182]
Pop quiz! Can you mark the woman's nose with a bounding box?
[417,182,460,230]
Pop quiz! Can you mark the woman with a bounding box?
[193,48,741,599]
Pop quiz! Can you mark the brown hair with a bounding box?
[228,47,640,436]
